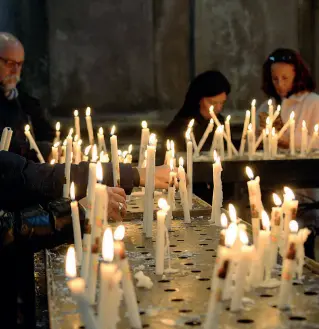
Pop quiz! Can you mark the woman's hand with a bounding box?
[107,187,127,221]
[138,165,171,189]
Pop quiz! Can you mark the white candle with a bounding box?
[138,121,150,168]
[0,127,8,150]
[211,125,224,160]
[185,130,193,209]
[230,231,254,312]
[113,226,142,329]
[85,107,94,145]
[51,142,60,163]
[263,128,270,159]
[209,106,238,155]
[65,247,97,329]
[271,127,278,157]
[143,134,156,238]
[2,127,12,151]
[254,129,264,151]
[178,157,191,223]
[197,118,214,154]
[167,159,176,230]
[60,139,66,164]
[188,119,199,154]
[225,115,233,159]
[156,199,169,275]
[246,167,263,245]
[278,111,294,140]
[239,110,251,156]
[164,139,172,165]
[307,124,318,153]
[290,112,295,155]
[247,123,254,158]
[251,99,256,137]
[296,226,311,280]
[211,152,223,226]
[300,120,308,156]
[170,140,176,168]
[75,139,82,164]
[126,144,133,163]
[268,99,274,122]
[74,109,81,139]
[70,182,83,265]
[110,125,120,186]
[63,130,73,198]
[54,121,61,144]
[273,105,281,122]
[97,127,107,154]
[24,124,45,163]
[98,228,122,329]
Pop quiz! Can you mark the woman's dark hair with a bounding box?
[262,48,316,102]
[179,70,231,117]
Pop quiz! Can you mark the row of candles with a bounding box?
[186,101,319,160]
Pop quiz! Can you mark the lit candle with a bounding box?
[164,139,172,165]
[263,128,270,159]
[230,231,254,312]
[245,166,263,245]
[278,234,297,310]
[273,105,281,122]
[24,124,45,163]
[97,127,107,154]
[125,144,133,163]
[51,142,60,163]
[156,198,170,275]
[65,247,97,329]
[300,120,308,156]
[178,157,191,223]
[113,226,142,329]
[211,125,224,160]
[63,129,73,198]
[171,140,176,168]
[81,145,97,280]
[138,121,150,168]
[185,130,193,209]
[85,107,94,145]
[290,112,295,155]
[70,182,83,265]
[211,151,223,225]
[278,111,294,140]
[271,127,278,157]
[74,109,81,139]
[98,228,122,329]
[296,226,311,280]
[307,124,318,153]
[251,99,256,137]
[225,115,233,159]
[110,125,120,186]
[143,134,156,238]
[248,211,270,288]
[60,139,66,164]
[239,110,251,156]
[247,123,254,158]
[209,106,238,155]
[268,99,274,122]
[54,121,61,144]
[197,118,214,154]
[188,119,198,154]
[167,159,176,230]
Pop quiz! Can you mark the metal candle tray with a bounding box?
[46,216,319,329]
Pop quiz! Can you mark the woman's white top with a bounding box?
[257,92,319,149]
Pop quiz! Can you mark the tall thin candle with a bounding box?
[74,109,81,139]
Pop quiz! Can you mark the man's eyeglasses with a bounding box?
[0,56,24,69]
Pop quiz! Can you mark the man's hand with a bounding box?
[107,187,127,221]
[138,165,171,190]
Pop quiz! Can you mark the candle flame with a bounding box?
[54,142,60,148]
[110,125,116,136]
[289,220,299,233]
[261,210,270,231]
[225,225,237,247]
[302,120,306,129]
[128,144,132,153]
[56,122,61,131]
[228,204,237,223]
[91,144,98,162]
[74,109,78,117]
[209,106,214,115]
[273,193,282,206]
[149,133,156,146]
[268,99,272,106]
[185,129,191,140]
[118,150,122,156]
[99,127,104,135]
[284,186,295,200]
[158,198,170,211]
[50,159,56,165]
[141,120,147,129]
[114,225,125,241]
[86,107,91,116]
[210,118,214,124]
[166,139,171,151]
[102,228,114,262]
[218,125,224,132]
[315,124,319,133]
[245,166,254,180]
[63,139,67,146]
[96,161,103,182]
[70,181,75,200]
[170,158,174,171]
[78,139,82,146]
[220,213,228,228]
[25,124,30,132]
[226,115,231,122]
[266,117,270,125]
[188,119,195,129]
[277,105,281,112]
[290,111,295,120]
[248,123,252,131]
[122,150,128,158]
[246,110,251,118]
[179,157,184,167]
[239,230,249,245]
[84,145,91,156]
[65,246,76,278]
[265,128,269,136]
[68,128,73,137]
[251,99,256,107]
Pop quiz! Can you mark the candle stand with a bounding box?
[45,193,319,329]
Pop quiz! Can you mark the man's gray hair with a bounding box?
[0,32,22,53]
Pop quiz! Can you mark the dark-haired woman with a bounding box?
[257,48,319,259]
[166,70,231,151]
[257,48,319,149]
